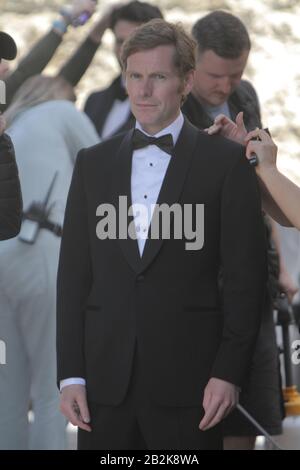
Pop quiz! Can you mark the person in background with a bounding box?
[207,113,300,232]
[0,0,96,111]
[182,10,286,449]
[0,30,22,239]
[0,75,99,449]
[84,0,163,139]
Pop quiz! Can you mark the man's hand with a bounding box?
[60,384,92,432]
[245,128,277,172]
[199,378,239,431]
[206,111,247,145]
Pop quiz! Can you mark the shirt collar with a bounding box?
[135,112,184,146]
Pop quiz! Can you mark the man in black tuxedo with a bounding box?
[84,1,163,139]
[57,19,267,450]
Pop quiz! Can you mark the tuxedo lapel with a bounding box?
[139,119,199,272]
[112,129,142,273]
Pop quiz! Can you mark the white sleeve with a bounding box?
[64,103,100,163]
[60,377,86,391]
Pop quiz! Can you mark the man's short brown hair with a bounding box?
[192,11,251,59]
[121,19,196,79]
[110,1,163,30]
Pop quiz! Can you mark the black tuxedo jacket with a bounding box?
[84,75,135,138]
[57,118,267,407]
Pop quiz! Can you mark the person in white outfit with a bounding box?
[0,75,99,449]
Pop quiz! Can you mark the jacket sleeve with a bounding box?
[2,29,62,111]
[211,147,268,387]
[56,149,92,382]
[0,133,22,240]
[58,36,100,87]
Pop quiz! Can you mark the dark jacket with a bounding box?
[57,119,267,407]
[0,133,22,239]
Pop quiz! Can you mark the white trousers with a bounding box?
[0,234,66,449]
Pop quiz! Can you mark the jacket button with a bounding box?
[136,274,145,282]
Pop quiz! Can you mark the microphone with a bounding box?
[248,128,271,167]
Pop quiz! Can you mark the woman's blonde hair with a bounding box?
[4,75,76,128]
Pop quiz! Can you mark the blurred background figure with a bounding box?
[182,10,290,450]
[244,128,300,232]
[0,0,97,111]
[0,75,99,449]
[84,0,163,138]
[210,115,300,232]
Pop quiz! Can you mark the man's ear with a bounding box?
[183,70,194,97]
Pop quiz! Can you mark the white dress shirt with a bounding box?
[101,99,131,139]
[101,77,131,139]
[60,112,184,390]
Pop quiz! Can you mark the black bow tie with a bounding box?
[132,129,174,155]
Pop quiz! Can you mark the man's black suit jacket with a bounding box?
[57,118,267,407]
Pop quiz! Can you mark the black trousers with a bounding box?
[78,342,222,450]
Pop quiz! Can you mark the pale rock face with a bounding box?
[1,0,299,182]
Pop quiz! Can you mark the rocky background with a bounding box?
[1,0,299,181]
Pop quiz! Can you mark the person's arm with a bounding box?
[57,149,93,431]
[3,29,62,110]
[206,113,294,227]
[0,116,22,239]
[245,128,300,230]
[200,144,268,431]
[208,145,267,412]
[257,178,292,226]
[58,7,115,87]
[3,0,96,110]
[269,217,298,303]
